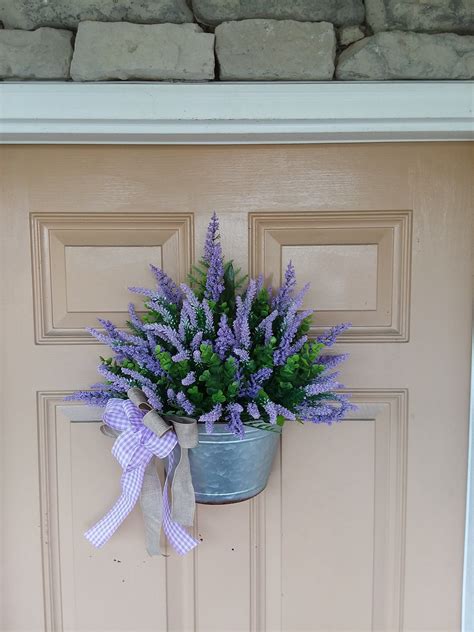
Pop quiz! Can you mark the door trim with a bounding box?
[0,81,472,144]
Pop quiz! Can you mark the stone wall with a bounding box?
[0,0,472,81]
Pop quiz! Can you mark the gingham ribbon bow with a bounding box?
[84,388,199,556]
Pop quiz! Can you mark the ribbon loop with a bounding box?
[84,389,199,556]
[143,409,172,438]
[127,386,153,412]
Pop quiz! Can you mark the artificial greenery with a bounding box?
[71,213,352,437]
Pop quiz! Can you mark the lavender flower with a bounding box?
[264,400,278,424]
[65,389,113,406]
[121,367,155,389]
[199,403,222,434]
[318,353,349,371]
[292,283,310,311]
[317,323,351,347]
[226,403,244,439]
[273,308,312,366]
[296,396,355,424]
[281,335,308,363]
[145,323,186,355]
[86,326,116,348]
[202,300,215,332]
[232,279,257,353]
[150,264,183,305]
[203,211,219,263]
[262,400,296,424]
[181,300,198,329]
[257,310,278,345]
[149,301,176,325]
[98,319,117,336]
[97,365,131,393]
[304,373,342,396]
[123,344,163,375]
[181,283,200,307]
[243,367,272,399]
[176,392,195,416]
[128,286,160,301]
[272,260,296,313]
[172,350,190,362]
[233,348,250,362]
[275,404,296,421]
[204,242,225,302]
[128,302,147,333]
[215,314,235,359]
[182,372,196,386]
[190,331,203,351]
[202,213,225,301]
[141,386,163,411]
[247,402,260,420]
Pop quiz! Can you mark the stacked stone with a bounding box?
[0,0,472,81]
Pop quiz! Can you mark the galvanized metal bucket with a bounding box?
[188,423,281,504]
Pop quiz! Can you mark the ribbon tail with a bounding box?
[171,445,195,526]
[162,450,198,556]
[85,464,146,548]
[139,456,163,556]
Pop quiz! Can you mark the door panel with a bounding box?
[1,143,472,632]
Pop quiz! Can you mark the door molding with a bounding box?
[0,82,472,144]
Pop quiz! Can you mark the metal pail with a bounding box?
[189,423,281,504]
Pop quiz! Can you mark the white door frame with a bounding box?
[0,81,472,144]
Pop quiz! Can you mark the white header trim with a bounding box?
[0,81,472,143]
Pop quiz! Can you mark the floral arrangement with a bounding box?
[71,213,353,437]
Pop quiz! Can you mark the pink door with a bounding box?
[1,143,472,631]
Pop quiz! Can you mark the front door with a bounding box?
[1,143,472,631]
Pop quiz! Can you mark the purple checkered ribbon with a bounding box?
[84,397,198,556]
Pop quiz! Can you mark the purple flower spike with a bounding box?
[257,310,278,345]
[65,389,113,406]
[275,404,296,421]
[150,265,183,305]
[182,371,196,386]
[199,403,223,434]
[128,286,160,301]
[305,373,342,396]
[226,402,244,439]
[97,365,132,393]
[247,402,260,420]
[203,212,219,263]
[141,386,163,411]
[176,391,195,416]
[216,314,235,359]
[121,367,155,389]
[264,400,278,424]
[272,260,296,313]
[202,213,225,302]
[317,323,352,347]
[318,353,349,371]
[128,302,147,333]
[243,367,272,399]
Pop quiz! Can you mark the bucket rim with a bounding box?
[196,421,282,438]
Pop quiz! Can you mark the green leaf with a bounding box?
[211,390,226,404]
